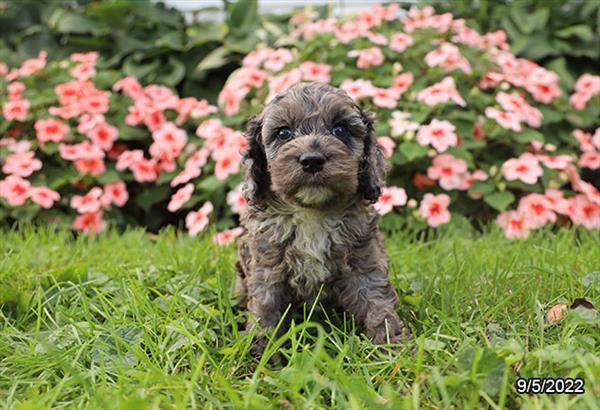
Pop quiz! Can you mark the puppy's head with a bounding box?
[243,82,385,209]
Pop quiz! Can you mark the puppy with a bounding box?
[236,82,408,355]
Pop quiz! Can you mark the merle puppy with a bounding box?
[236,82,408,355]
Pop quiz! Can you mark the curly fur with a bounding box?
[236,83,408,355]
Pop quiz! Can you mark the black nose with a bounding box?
[299,152,326,173]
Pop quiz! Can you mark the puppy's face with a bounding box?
[244,83,384,209]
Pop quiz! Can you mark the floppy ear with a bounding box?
[242,115,271,205]
[357,110,386,203]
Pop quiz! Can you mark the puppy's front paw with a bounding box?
[368,313,411,344]
[250,336,268,357]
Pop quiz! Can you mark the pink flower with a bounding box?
[116,149,144,171]
[419,193,451,227]
[71,63,96,81]
[30,187,60,209]
[424,43,471,74]
[573,129,596,152]
[263,48,294,72]
[88,122,118,151]
[70,187,103,214]
[374,186,407,215]
[538,154,572,170]
[175,97,217,124]
[502,153,543,184]
[70,52,99,64]
[34,118,70,143]
[131,159,158,183]
[485,107,522,132]
[427,154,468,190]
[579,151,600,170]
[335,21,362,43]
[524,67,562,104]
[74,158,106,176]
[575,73,600,95]
[2,99,30,121]
[389,33,413,52]
[73,211,105,234]
[496,211,530,240]
[299,61,331,83]
[570,91,592,111]
[242,47,272,68]
[390,73,414,95]
[227,184,247,215]
[496,92,542,128]
[101,181,128,207]
[214,227,245,246]
[389,111,419,137]
[2,151,42,177]
[214,149,242,181]
[168,183,194,212]
[363,31,388,45]
[417,77,465,107]
[517,193,556,229]
[545,189,571,214]
[347,47,384,69]
[568,195,600,230]
[186,201,214,236]
[340,79,376,101]
[150,122,187,159]
[267,68,302,102]
[593,128,600,150]
[8,82,25,100]
[372,87,400,108]
[0,175,31,206]
[416,119,458,153]
[376,136,396,158]
[218,85,248,116]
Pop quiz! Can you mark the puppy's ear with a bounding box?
[358,110,386,203]
[242,115,271,205]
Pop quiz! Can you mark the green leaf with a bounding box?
[48,10,108,35]
[136,185,171,213]
[514,129,544,144]
[399,142,428,162]
[197,176,224,192]
[196,47,230,72]
[555,25,595,42]
[484,191,515,212]
[470,181,494,196]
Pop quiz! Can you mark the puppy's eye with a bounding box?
[276,127,293,141]
[332,124,349,139]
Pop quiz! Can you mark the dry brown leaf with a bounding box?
[546,303,568,324]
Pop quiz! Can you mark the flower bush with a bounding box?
[216,4,600,238]
[0,51,247,238]
[1,4,599,240]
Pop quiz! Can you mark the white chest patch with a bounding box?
[287,211,341,296]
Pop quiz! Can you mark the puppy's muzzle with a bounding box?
[299,152,326,174]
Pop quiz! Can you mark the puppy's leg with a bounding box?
[246,274,290,356]
[334,271,408,344]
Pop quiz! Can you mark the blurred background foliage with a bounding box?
[431,0,600,88]
[0,0,291,101]
[2,0,597,101]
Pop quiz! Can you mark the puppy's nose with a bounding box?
[299,152,326,173]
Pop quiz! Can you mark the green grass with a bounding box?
[1,226,599,409]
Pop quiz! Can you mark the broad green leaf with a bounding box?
[514,129,544,144]
[399,142,428,161]
[555,25,595,42]
[484,191,515,212]
[196,47,230,72]
[470,181,494,195]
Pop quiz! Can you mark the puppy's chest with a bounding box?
[285,215,346,296]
